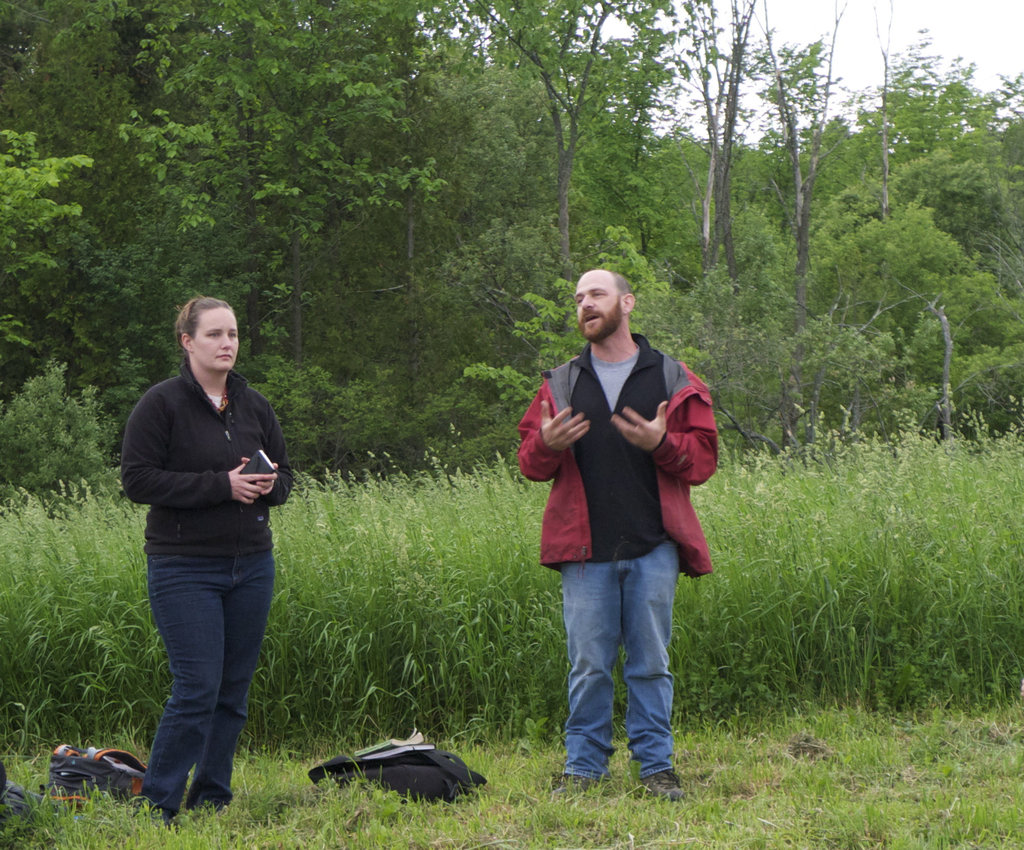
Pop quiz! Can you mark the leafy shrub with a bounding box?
[0,361,114,498]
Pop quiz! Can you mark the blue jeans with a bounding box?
[142,550,275,814]
[560,541,679,779]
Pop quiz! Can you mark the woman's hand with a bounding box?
[229,459,278,504]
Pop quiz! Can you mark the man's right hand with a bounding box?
[540,400,590,451]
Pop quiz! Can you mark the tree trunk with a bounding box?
[878,0,893,219]
[765,15,840,445]
[691,0,753,284]
[291,230,302,366]
[927,300,954,441]
[557,139,574,282]
[406,191,420,380]
[715,0,754,284]
[240,25,263,356]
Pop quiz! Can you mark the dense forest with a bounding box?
[2,0,1023,488]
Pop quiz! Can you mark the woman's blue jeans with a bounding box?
[560,542,679,780]
[142,550,275,814]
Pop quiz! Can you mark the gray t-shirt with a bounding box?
[591,348,639,411]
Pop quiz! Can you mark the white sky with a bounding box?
[756,0,1023,94]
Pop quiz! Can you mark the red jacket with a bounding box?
[517,350,718,576]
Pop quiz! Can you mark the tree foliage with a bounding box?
[0,361,113,497]
[0,131,92,350]
[2,1,1024,478]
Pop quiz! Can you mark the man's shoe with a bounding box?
[551,774,601,797]
[639,769,685,801]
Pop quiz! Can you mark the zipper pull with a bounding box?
[224,429,232,442]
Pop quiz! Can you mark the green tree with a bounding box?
[753,11,853,446]
[461,0,677,281]
[0,130,92,359]
[673,0,757,280]
[122,0,432,361]
[814,200,1015,435]
[0,0,186,404]
[894,150,1004,259]
[0,361,113,497]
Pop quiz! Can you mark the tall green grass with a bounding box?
[677,434,1024,715]
[2,434,1023,750]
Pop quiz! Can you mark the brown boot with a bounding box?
[551,774,602,797]
[639,769,685,801]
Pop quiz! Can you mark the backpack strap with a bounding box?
[309,751,374,784]
[415,750,486,788]
[92,749,147,773]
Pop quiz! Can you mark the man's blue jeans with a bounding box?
[142,550,275,814]
[560,541,679,779]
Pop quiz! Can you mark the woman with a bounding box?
[121,296,293,821]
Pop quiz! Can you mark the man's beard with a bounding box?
[579,300,623,342]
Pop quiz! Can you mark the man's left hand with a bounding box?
[611,401,668,452]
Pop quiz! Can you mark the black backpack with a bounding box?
[47,745,147,804]
[309,743,486,802]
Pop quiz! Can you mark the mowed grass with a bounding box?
[6,707,1024,848]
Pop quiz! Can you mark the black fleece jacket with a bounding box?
[121,362,293,556]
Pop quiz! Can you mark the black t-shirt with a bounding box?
[571,341,669,562]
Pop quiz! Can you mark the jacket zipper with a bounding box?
[220,407,247,554]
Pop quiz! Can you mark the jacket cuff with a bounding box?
[651,431,683,467]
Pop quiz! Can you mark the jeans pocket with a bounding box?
[147,554,190,569]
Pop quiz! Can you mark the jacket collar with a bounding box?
[577,333,657,374]
[179,359,246,400]
[545,334,665,410]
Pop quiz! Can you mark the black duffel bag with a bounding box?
[309,739,486,803]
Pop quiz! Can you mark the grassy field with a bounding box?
[3,432,1024,845]
[5,707,1024,848]
[4,433,1024,746]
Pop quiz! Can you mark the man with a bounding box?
[517,269,718,800]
